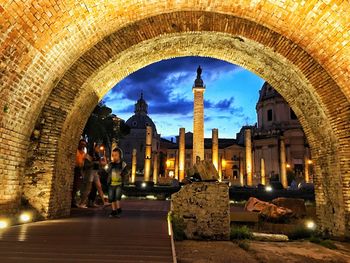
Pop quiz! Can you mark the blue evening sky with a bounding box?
[102,56,265,139]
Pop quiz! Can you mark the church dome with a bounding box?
[257,82,282,103]
[125,93,157,134]
[126,114,157,133]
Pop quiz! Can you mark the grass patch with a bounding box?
[230,225,253,240]
[168,212,186,241]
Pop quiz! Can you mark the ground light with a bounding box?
[19,212,32,223]
[141,182,147,188]
[305,220,316,230]
[265,185,273,192]
[0,219,9,229]
[146,195,157,200]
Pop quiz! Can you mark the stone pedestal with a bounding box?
[171,182,230,240]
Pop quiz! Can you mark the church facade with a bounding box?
[119,93,161,173]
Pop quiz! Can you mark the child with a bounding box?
[106,147,128,217]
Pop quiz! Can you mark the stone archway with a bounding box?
[0,4,349,237]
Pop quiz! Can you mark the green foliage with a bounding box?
[309,235,321,243]
[309,236,337,250]
[168,212,186,241]
[230,225,253,240]
[288,226,313,240]
[237,240,250,251]
[82,102,130,153]
[319,240,337,250]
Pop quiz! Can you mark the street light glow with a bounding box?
[265,185,273,192]
[0,220,9,229]
[141,182,147,188]
[19,212,32,223]
[221,159,227,168]
[306,220,316,230]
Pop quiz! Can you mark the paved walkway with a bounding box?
[0,200,173,263]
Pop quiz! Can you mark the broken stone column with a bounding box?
[239,154,244,186]
[174,150,179,180]
[304,147,310,183]
[218,154,222,180]
[212,128,219,171]
[144,126,152,181]
[186,160,219,181]
[131,148,137,183]
[153,152,158,184]
[171,182,230,240]
[245,128,253,186]
[260,158,266,185]
[179,128,185,182]
[280,137,288,188]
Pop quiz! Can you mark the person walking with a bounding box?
[71,139,87,208]
[106,147,128,218]
[79,144,109,208]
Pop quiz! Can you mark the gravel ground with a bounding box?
[176,240,350,263]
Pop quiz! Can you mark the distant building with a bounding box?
[251,82,311,184]
[119,93,161,172]
[165,82,313,185]
[166,132,244,179]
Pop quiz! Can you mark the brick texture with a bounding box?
[0,2,349,237]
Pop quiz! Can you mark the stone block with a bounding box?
[186,160,219,181]
[272,197,307,218]
[171,182,230,240]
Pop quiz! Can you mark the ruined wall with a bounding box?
[171,182,230,240]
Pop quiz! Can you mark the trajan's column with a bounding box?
[192,66,205,164]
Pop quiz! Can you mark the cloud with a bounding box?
[104,56,241,106]
[101,56,260,138]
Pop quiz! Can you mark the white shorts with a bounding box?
[88,170,100,183]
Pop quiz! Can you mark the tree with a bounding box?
[82,102,130,156]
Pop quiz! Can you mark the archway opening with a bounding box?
[2,11,347,237]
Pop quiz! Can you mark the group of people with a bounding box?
[71,139,129,218]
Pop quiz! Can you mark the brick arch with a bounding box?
[0,4,348,236]
[20,12,350,237]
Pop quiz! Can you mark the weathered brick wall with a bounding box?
[0,2,349,236]
[171,182,230,240]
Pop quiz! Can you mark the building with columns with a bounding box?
[251,82,311,185]
[166,81,313,186]
[119,93,161,174]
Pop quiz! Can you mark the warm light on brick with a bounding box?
[0,1,349,238]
